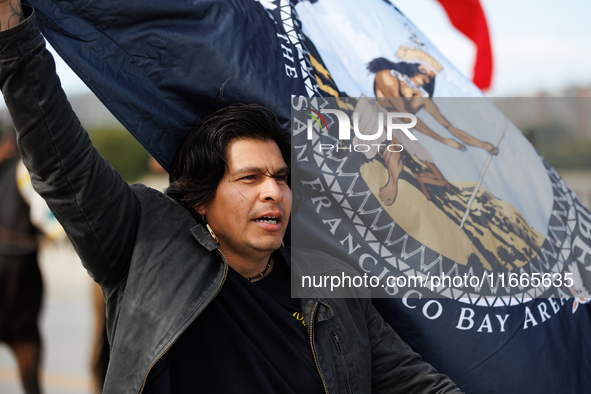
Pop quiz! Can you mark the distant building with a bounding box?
[491,90,591,139]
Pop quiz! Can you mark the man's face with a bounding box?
[198,138,292,262]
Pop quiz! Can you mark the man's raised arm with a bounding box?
[0,0,140,286]
[0,0,23,30]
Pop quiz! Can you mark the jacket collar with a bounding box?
[190,223,219,252]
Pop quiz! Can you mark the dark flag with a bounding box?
[24,0,320,171]
[25,0,591,392]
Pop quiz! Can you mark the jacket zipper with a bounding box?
[331,331,352,394]
[309,301,329,394]
[137,249,228,394]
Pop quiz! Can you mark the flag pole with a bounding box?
[458,119,507,230]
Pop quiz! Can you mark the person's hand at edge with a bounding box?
[0,0,23,32]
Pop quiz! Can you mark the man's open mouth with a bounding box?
[254,216,279,224]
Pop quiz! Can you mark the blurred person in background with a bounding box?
[0,125,43,394]
[0,123,61,394]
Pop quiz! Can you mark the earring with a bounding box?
[202,214,219,243]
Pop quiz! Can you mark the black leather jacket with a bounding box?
[0,8,461,394]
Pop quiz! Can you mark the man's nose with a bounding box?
[260,176,284,202]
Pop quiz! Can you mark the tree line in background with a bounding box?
[526,124,591,170]
[88,127,151,183]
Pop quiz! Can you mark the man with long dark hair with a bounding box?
[0,1,462,393]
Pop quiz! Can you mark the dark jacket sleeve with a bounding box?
[365,298,462,394]
[0,6,139,286]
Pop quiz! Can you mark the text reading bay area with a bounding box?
[308,108,417,153]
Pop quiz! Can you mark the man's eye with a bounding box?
[275,174,289,183]
[241,175,257,181]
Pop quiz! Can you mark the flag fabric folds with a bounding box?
[24,0,318,171]
[23,0,591,392]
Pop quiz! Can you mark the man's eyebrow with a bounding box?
[231,166,289,177]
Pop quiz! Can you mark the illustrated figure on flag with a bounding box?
[301,31,544,274]
[347,95,545,273]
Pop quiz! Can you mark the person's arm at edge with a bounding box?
[365,298,463,394]
[0,0,22,30]
[0,0,139,286]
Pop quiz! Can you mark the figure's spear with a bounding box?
[458,119,508,230]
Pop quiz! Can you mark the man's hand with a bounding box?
[0,0,23,31]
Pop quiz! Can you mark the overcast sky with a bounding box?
[49,0,591,98]
[393,0,591,96]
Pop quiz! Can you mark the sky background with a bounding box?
[48,0,591,98]
[391,0,591,96]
